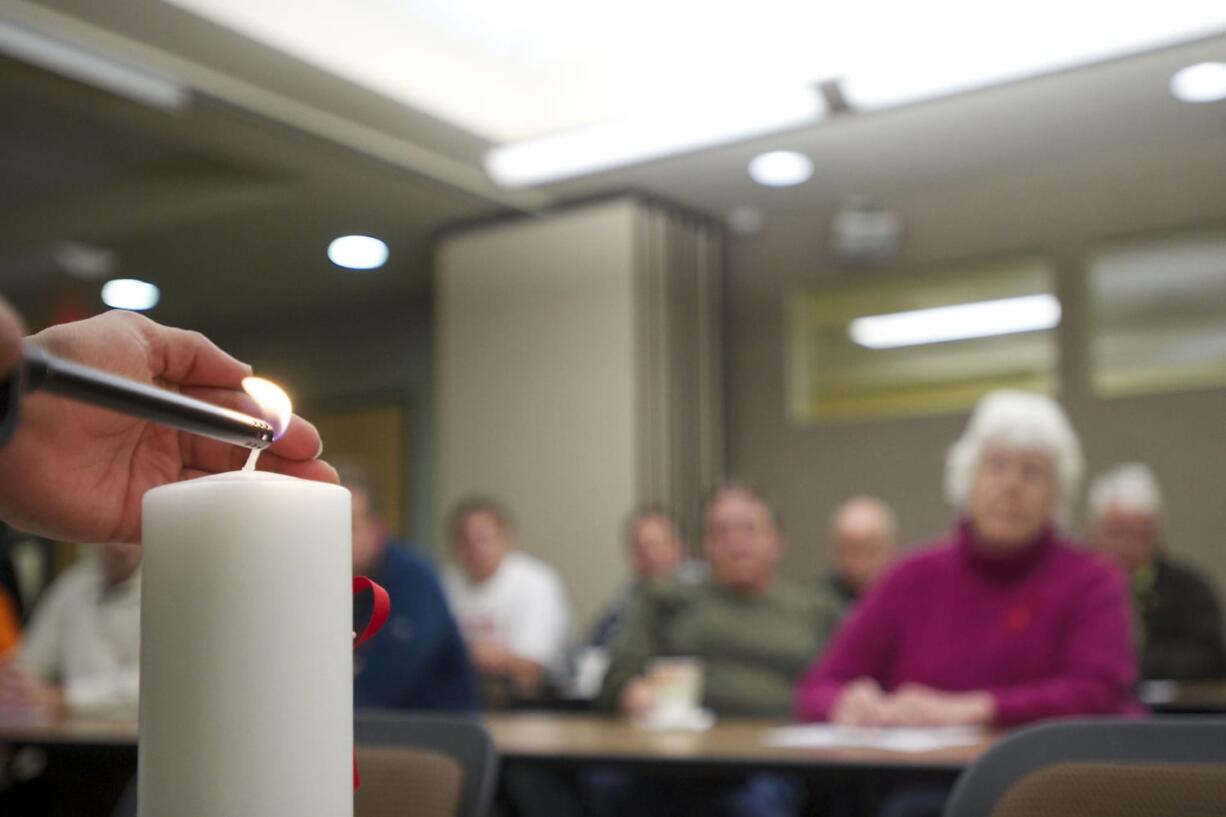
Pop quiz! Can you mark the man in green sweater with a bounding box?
[589,485,842,817]
[600,484,842,716]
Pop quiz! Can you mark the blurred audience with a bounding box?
[443,496,571,704]
[1090,463,1226,681]
[342,463,478,711]
[588,505,689,649]
[0,543,141,718]
[797,390,1140,729]
[826,495,898,607]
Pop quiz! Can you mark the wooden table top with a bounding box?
[0,712,995,771]
[0,715,138,746]
[482,713,995,771]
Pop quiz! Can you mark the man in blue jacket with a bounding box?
[344,464,478,712]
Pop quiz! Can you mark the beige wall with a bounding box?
[725,165,1226,608]
[210,296,437,548]
[436,200,641,631]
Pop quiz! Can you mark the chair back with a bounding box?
[355,712,497,817]
[945,718,1226,817]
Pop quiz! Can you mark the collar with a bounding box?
[956,518,1055,581]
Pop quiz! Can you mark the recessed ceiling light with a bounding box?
[1170,62,1226,103]
[327,235,389,270]
[748,151,813,187]
[101,278,160,311]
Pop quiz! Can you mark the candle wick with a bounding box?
[242,449,260,472]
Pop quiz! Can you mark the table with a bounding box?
[483,713,995,772]
[0,716,138,747]
[0,712,996,817]
[0,714,995,772]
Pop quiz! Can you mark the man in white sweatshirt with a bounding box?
[443,496,570,704]
[0,542,141,718]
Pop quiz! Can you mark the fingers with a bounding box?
[0,295,25,377]
[271,413,324,461]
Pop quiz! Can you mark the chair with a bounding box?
[944,717,1226,817]
[355,712,498,817]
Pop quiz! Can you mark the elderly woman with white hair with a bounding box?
[796,390,1140,728]
[1090,463,1226,681]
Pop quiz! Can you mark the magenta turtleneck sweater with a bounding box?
[796,520,1142,726]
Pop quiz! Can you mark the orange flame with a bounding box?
[242,377,292,440]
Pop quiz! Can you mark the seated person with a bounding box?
[602,484,842,717]
[1090,463,1226,680]
[0,542,140,717]
[342,464,477,711]
[825,495,898,607]
[588,505,689,649]
[589,485,842,817]
[797,390,1140,729]
[443,496,571,704]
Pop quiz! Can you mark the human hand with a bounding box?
[830,677,889,726]
[880,683,995,727]
[618,676,657,718]
[0,658,65,718]
[470,639,515,675]
[0,310,337,544]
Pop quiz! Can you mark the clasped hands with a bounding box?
[830,677,994,728]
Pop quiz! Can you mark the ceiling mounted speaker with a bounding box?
[830,201,903,266]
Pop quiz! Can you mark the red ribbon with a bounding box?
[352,575,390,790]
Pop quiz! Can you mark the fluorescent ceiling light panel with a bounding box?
[485,87,825,187]
[849,294,1062,349]
[841,5,1226,111]
[0,21,187,111]
[162,1,1226,139]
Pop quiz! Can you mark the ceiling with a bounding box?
[1,0,1225,334]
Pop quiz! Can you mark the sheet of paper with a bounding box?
[762,724,986,752]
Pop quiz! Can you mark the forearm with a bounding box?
[989,677,1129,726]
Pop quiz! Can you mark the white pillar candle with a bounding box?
[138,471,352,817]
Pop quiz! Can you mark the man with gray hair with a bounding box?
[1090,463,1225,680]
[827,495,898,606]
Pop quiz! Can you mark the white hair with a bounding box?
[1088,463,1164,522]
[944,390,1085,528]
